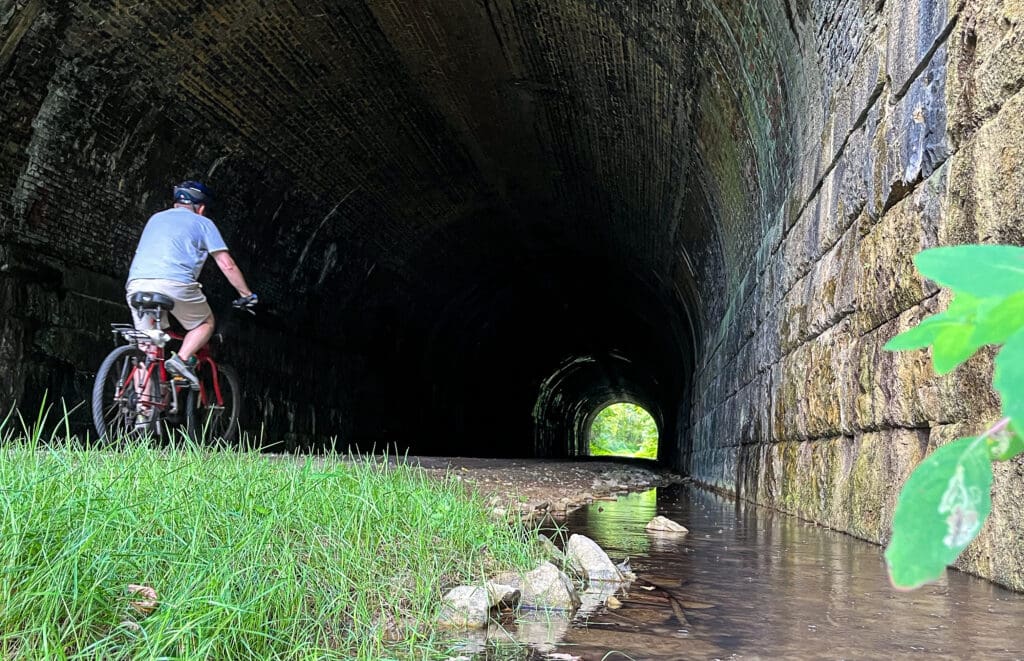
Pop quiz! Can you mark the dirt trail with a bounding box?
[405,456,687,519]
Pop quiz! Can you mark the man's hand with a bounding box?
[232,292,259,314]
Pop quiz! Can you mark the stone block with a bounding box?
[985,457,1024,591]
[848,429,928,543]
[774,441,801,514]
[772,316,860,443]
[944,88,1024,245]
[872,46,951,217]
[821,435,858,532]
[853,301,1001,430]
[837,122,872,225]
[733,376,767,447]
[947,0,1024,145]
[886,0,952,96]
[855,175,943,334]
[797,225,858,346]
[782,199,820,287]
[814,320,859,438]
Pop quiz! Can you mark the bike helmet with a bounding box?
[172,180,212,205]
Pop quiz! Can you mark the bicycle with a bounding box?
[91,291,249,443]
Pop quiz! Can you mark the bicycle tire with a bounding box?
[92,344,152,440]
[187,363,242,444]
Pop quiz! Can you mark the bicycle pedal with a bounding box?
[170,375,200,391]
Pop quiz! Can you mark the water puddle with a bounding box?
[456,484,1024,659]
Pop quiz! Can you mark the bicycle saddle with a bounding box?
[129,291,175,311]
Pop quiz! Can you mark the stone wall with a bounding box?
[684,0,1024,590]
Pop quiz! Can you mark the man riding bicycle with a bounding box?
[126,181,257,387]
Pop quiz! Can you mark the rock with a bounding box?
[437,586,490,628]
[646,516,688,533]
[486,582,520,608]
[488,570,522,590]
[536,534,565,563]
[606,595,622,609]
[520,562,580,610]
[565,534,623,581]
[438,581,522,629]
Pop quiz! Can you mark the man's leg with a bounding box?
[166,314,214,388]
[163,281,213,388]
[178,315,215,361]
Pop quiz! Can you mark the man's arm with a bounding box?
[212,250,252,297]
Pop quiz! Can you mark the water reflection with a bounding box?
[555,484,1024,659]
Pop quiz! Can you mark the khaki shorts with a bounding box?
[126,279,212,331]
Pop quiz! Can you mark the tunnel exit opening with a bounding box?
[587,402,659,459]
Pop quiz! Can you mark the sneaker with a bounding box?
[165,353,200,389]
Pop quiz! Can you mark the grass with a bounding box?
[0,409,544,659]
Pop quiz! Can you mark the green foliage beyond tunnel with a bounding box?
[588,403,658,459]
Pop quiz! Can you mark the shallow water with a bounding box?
[460,484,1024,660]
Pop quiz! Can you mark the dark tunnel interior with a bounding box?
[0,1,808,463]
[402,220,696,458]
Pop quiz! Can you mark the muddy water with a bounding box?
[522,484,1024,660]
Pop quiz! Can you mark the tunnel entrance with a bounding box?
[0,0,785,466]
[587,402,659,460]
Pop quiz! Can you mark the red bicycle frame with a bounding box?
[113,331,226,413]
[166,330,226,409]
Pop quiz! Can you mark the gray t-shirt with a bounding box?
[127,207,228,284]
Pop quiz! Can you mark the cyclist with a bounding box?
[125,180,257,387]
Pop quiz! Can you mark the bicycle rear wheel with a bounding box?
[187,363,241,444]
[92,345,154,440]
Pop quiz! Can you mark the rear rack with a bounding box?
[110,323,167,347]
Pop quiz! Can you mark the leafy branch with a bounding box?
[884,245,1024,589]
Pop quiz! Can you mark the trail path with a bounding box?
[405,457,686,519]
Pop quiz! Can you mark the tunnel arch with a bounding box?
[0,0,808,459]
[533,352,667,460]
[3,0,975,503]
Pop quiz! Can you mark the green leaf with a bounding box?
[973,292,1024,347]
[987,427,1024,461]
[885,292,1009,373]
[925,294,982,373]
[885,436,993,590]
[884,294,979,352]
[994,329,1024,424]
[932,323,977,374]
[885,316,960,351]
[915,245,1024,298]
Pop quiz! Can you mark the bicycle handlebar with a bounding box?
[232,293,259,315]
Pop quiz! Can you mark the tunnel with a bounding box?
[4,1,1024,586]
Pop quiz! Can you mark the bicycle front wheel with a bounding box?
[92,345,151,441]
[187,363,242,444]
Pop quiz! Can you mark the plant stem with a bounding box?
[983,417,1012,441]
